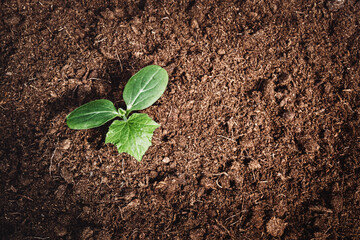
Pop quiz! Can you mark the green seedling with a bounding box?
[66,65,168,161]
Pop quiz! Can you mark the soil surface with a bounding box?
[1,0,360,239]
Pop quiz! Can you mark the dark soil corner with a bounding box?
[1,0,359,239]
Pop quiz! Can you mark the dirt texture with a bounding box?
[1,0,360,239]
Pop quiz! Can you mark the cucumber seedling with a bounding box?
[66,65,168,161]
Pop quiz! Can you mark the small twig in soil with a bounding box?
[215,219,234,239]
[49,139,59,176]
[212,172,229,176]
[95,37,107,43]
[217,135,236,142]
[118,206,125,220]
[72,84,79,98]
[167,106,172,120]
[214,172,229,189]
[116,50,123,72]
[20,195,33,201]
[216,178,222,188]
[230,220,240,226]
[122,158,124,173]
[225,213,241,221]
[87,77,103,81]
[8,212,21,215]
[88,78,111,84]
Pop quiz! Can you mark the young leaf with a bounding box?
[105,113,160,161]
[124,65,168,112]
[118,108,126,117]
[67,99,119,129]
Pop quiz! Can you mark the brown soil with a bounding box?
[1,0,360,239]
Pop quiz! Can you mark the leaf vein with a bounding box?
[127,68,161,108]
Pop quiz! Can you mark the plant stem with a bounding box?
[125,110,131,118]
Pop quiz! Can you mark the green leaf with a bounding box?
[66,99,119,129]
[105,113,160,161]
[118,108,126,117]
[124,65,168,112]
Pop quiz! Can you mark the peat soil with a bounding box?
[1,0,360,239]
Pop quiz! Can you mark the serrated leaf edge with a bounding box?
[105,114,160,161]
